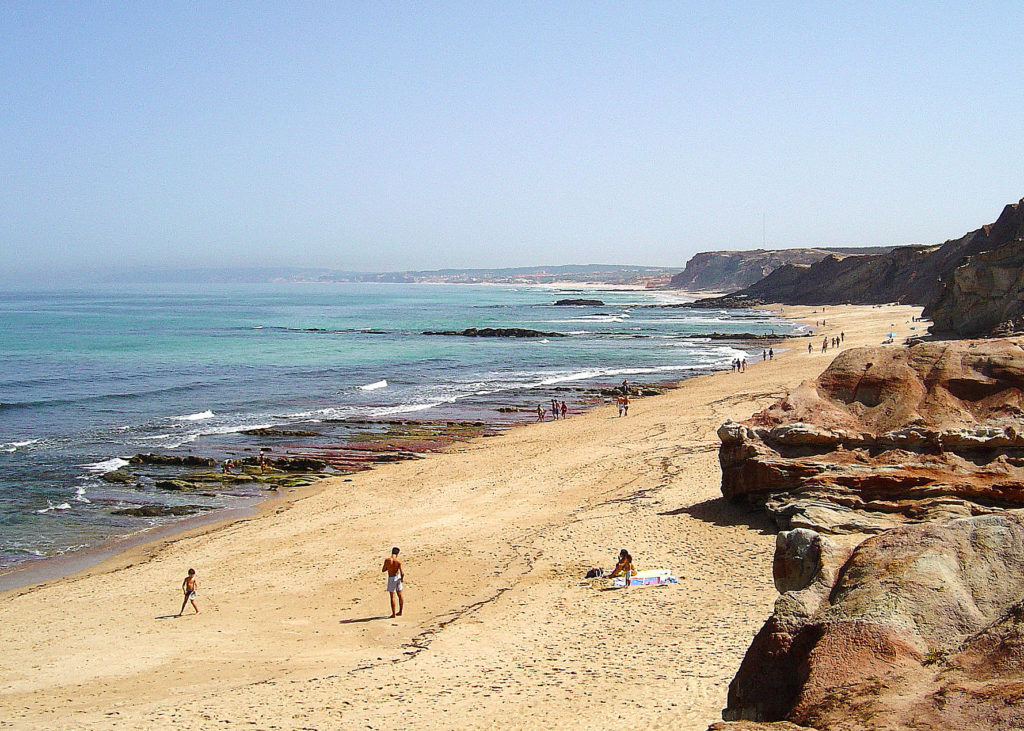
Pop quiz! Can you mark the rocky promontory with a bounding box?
[685,197,1024,313]
[551,298,604,306]
[668,248,892,292]
[718,338,1024,534]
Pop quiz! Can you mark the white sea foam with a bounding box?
[572,314,629,323]
[35,501,72,514]
[74,485,91,503]
[359,379,388,391]
[196,422,273,437]
[172,410,215,421]
[369,402,441,417]
[82,457,129,473]
[1,439,40,452]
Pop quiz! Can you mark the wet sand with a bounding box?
[0,304,922,730]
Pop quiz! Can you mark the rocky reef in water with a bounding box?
[715,514,1024,730]
[718,338,1024,534]
[422,327,567,337]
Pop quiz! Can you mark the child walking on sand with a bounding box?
[382,547,405,618]
[178,568,199,616]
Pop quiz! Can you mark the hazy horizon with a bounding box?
[3,3,1022,284]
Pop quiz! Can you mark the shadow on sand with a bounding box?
[339,615,391,625]
[661,496,777,535]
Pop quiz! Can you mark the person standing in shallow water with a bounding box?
[382,547,404,618]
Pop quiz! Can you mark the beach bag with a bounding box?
[585,568,604,579]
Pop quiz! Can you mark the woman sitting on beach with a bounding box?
[607,549,635,582]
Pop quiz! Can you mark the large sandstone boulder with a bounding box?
[719,338,1024,533]
[723,513,1024,730]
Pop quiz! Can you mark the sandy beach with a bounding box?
[0,304,922,730]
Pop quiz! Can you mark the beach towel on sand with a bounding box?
[613,569,678,588]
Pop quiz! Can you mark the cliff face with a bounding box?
[925,199,1024,336]
[689,199,1024,312]
[669,249,839,291]
[734,246,938,305]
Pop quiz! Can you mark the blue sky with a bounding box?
[2,2,1022,279]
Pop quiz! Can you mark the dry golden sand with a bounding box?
[0,304,923,730]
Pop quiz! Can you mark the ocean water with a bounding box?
[0,282,796,573]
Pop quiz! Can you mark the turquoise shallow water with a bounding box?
[0,282,797,571]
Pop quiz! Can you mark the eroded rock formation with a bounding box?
[721,514,1024,730]
[719,338,1024,533]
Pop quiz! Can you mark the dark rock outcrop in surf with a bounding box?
[423,328,567,338]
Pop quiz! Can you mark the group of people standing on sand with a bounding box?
[761,348,774,361]
[731,357,747,372]
[809,330,845,354]
[615,378,630,417]
[537,399,569,421]
[821,334,845,353]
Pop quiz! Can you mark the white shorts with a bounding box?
[387,574,403,593]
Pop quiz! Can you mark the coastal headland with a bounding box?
[0,304,921,730]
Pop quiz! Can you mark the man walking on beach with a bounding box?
[178,568,199,616]
[382,546,404,618]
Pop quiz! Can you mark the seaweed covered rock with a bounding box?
[269,456,326,472]
[129,453,217,468]
[111,504,213,517]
